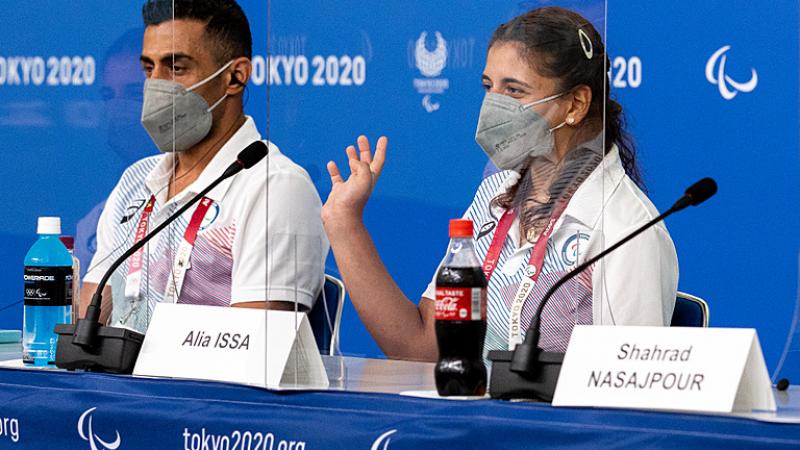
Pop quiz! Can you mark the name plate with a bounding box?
[552,326,775,413]
[133,303,329,389]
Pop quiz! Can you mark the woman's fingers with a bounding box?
[348,156,365,176]
[345,145,358,161]
[356,135,373,164]
[331,136,387,186]
[327,161,343,184]
[371,136,388,178]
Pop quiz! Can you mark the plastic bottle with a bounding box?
[22,217,73,366]
[59,236,81,323]
[434,219,488,396]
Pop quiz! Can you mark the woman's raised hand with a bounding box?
[321,135,387,228]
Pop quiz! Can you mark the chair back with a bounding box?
[308,275,345,355]
[671,292,709,327]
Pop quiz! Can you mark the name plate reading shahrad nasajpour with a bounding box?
[552,326,775,413]
[133,303,329,389]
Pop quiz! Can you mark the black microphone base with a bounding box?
[54,324,144,374]
[488,350,564,402]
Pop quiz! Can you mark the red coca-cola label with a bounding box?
[435,287,486,321]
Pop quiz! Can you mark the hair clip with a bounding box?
[577,28,593,60]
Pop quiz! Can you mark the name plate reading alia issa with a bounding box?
[133,303,329,389]
[552,326,775,413]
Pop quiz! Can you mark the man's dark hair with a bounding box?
[142,0,252,62]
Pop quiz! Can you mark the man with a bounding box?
[81,0,327,332]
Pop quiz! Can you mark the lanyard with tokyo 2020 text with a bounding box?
[481,203,569,349]
[124,194,214,303]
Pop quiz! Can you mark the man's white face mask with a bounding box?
[140,60,234,153]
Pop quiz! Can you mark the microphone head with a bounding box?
[237,141,269,169]
[685,177,717,206]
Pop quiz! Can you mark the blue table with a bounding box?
[0,363,799,449]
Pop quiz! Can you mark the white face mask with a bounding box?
[474,91,567,170]
[140,60,234,153]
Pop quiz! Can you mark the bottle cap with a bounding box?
[449,219,473,238]
[59,235,75,250]
[37,217,61,235]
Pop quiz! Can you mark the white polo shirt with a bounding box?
[85,117,328,332]
[423,145,678,353]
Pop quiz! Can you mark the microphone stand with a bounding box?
[488,201,693,401]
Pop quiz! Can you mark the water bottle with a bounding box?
[59,236,81,323]
[22,217,73,366]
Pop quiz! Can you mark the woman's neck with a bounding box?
[515,156,559,246]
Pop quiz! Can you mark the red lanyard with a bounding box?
[128,196,157,278]
[481,204,569,348]
[124,196,157,299]
[183,197,213,245]
[482,204,567,284]
[124,195,214,301]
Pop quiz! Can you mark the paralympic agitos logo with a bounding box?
[705,45,758,100]
[77,407,121,450]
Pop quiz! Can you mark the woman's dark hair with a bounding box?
[487,7,643,237]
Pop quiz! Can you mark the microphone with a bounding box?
[488,177,717,401]
[54,141,268,373]
[668,177,718,213]
[221,140,270,177]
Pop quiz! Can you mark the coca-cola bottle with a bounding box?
[434,219,488,396]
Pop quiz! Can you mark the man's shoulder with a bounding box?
[107,155,162,205]
[119,155,162,185]
[236,140,316,188]
[223,140,322,214]
[267,141,314,182]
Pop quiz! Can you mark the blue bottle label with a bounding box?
[23,266,73,307]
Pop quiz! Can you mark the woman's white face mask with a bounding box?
[474,91,567,171]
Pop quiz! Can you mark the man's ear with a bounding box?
[226,57,251,95]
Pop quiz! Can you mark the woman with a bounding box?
[322,7,678,361]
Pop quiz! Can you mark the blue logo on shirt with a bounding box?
[200,203,221,231]
[561,232,591,266]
